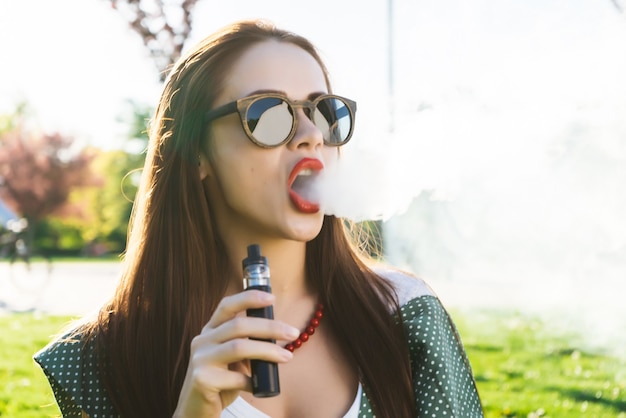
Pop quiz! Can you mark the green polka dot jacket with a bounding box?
[34,270,484,417]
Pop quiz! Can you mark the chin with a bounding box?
[286,213,325,242]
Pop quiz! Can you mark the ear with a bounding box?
[198,154,212,180]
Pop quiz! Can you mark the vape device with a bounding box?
[242,244,280,397]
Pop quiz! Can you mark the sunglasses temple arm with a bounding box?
[205,101,239,123]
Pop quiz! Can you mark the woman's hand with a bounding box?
[172,290,299,418]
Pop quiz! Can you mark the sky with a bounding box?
[2,0,626,352]
[0,1,624,149]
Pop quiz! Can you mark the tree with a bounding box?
[0,125,99,245]
[106,0,200,81]
[69,149,141,253]
[117,98,152,155]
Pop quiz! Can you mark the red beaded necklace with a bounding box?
[284,303,324,352]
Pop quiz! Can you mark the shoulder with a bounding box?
[372,266,436,307]
[34,323,116,417]
[34,323,96,380]
[374,266,449,337]
[372,267,484,415]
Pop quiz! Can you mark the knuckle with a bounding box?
[190,334,203,352]
[191,369,215,393]
[216,294,241,315]
[230,317,248,334]
[214,297,230,313]
[228,339,247,357]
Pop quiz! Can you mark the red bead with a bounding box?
[283,302,324,353]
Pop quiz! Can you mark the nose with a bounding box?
[288,108,324,150]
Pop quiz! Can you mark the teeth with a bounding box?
[297,169,314,177]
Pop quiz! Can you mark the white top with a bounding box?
[221,268,431,418]
[221,382,363,418]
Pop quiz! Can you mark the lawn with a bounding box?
[456,310,626,417]
[1,310,625,417]
[0,313,78,418]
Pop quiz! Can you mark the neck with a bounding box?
[224,238,310,303]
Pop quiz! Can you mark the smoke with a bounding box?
[381,98,626,358]
[312,92,626,358]
[315,139,422,222]
[309,0,626,357]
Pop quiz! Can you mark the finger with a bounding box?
[200,337,293,366]
[210,316,300,345]
[204,291,275,330]
[189,365,251,396]
[229,358,251,378]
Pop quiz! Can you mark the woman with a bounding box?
[35,20,483,417]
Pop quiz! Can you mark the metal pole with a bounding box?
[388,0,395,134]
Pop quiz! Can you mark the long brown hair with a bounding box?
[85,20,414,417]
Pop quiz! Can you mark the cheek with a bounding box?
[322,146,340,166]
[210,141,279,202]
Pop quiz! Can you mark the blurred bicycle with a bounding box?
[0,218,31,268]
[1,218,53,307]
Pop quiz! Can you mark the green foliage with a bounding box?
[117,99,152,151]
[2,309,625,417]
[33,218,84,256]
[73,149,142,253]
[33,148,144,256]
[1,101,147,257]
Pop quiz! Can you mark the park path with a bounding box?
[0,259,552,315]
[0,259,621,315]
[0,261,121,316]
[1,260,624,359]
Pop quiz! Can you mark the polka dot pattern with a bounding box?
[402,295,483,417]
[34,295,483,417]
[356,295,483,417]
[34,332,119,417]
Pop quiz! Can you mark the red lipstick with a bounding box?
[288,158,323,213]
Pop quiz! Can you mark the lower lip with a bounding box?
[289,189,320,214]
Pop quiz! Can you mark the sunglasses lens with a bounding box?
[246,97,294,146]
[313,97,353,145]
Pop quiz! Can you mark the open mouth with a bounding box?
[288,158,323,213]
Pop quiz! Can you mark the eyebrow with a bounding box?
[245,89,327,101]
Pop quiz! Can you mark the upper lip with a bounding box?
[288,158,324,187]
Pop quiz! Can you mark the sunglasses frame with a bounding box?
[204,93,357,148]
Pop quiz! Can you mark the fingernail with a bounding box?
[281,349,294,361]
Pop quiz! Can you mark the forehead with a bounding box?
[219,40,328,102]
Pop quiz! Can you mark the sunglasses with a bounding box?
[204,93,357,148]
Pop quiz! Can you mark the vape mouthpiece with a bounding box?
[243,244,268,269]
[242,244,270,289]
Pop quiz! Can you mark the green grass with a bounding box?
[1,311,625,417]
[0,313,77,417]
[452,309,626,418]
